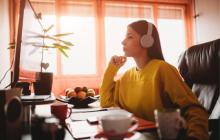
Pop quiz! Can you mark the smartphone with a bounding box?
[87,116,98,124]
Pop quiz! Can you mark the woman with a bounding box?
[100,20,208,140]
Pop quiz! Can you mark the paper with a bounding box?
[69,121,100,139]
[70,108,132,121]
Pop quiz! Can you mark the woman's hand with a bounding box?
[110,55,127,68]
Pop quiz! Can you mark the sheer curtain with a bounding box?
[10,0,193,96]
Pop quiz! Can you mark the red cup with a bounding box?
[51,104,72,122]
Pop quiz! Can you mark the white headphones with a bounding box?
[140,22,154,48]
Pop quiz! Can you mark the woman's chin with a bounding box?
[123,53,129,57]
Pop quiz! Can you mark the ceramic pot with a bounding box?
[33,72,53,95]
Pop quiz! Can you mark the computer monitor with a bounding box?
[12,0,44,88]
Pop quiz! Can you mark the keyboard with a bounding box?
[21,95,51,101]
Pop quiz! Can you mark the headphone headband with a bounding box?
[147,22,153,36]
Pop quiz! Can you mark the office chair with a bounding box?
[178,39,220,140]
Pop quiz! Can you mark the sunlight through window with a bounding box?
[158,19,186,67]
[60,16,96,75]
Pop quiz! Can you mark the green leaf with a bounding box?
[53,32,73,37]
[9,42,15,46]
[44,45,56,49]
[8,43,16,49]
[45,35,74,46]
[53,43,71,50]
[58,48,68,57]
[44,35,61,42]
[7,46,15,49]
[61,41,74,46]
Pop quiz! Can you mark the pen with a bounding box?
[72,108,108,113]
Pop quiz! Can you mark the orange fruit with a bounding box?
[87,89,95,97]
[67,90,77,98]
[77,91,87,100]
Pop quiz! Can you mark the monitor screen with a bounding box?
[12,0,45,87]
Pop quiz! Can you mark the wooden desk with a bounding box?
[22,101,158,140]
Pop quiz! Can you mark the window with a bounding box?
[14,0,193,94]
[157,6,186,67]
[60,16,96,75]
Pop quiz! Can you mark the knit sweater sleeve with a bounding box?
[100,63,120,108]
[158,63,208,140]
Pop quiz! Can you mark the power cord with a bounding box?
[62,123,75,139]
[0,55,14,88]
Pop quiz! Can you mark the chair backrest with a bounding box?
[178,39,220,119]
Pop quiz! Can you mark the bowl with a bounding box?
[56,96,98,108]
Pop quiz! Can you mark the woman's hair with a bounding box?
[128,20,165,60]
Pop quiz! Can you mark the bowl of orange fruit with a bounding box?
[57,86,98,108]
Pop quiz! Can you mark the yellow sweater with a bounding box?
[100,59,208,140]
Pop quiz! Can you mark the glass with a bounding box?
[154,109,182,140]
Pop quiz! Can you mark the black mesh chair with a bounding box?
[178,39,220,140]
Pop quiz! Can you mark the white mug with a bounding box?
[100,113,138,135]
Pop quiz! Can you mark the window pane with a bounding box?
[158,7,186,67]
[60,16,96,75]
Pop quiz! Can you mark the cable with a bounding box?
[0,55,14,88]
[4,82,13,89]
[63,123,75,139]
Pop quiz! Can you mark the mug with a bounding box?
[154,109,185,140]
[100,113,138,136]
[51,104,72,122]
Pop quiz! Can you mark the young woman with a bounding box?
[100,20,208,140]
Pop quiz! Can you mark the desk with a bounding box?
[22,101,158,140]
[21,95,56,133]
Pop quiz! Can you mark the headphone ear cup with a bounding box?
[140,34,154,48]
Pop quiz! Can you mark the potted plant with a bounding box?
[9,13,74,95]
[32,14,74,95]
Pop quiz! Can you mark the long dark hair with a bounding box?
[129,20,165,60]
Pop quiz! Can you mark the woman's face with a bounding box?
[122,26,145,57]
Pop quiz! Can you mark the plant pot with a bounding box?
[33,72,53,95]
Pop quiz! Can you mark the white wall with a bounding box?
[0,0,10,89]
[194,0,220,44]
